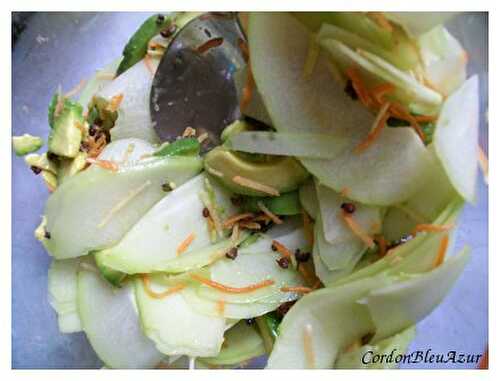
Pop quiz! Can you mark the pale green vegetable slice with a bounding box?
[97,58,160,143]
[320,39,442,111]
[366,247,470,342]
[335,198,464,286]
[267,274,392,368]
[434,75,479,203]
[78,270,163,368]
[78,58,122,110]
[299,179,319,219]
[316,181,381,245]
[335,326,416,369]
[268,248,468,368]
[226,131,349,159]
[134,277,225,357]
[48,258,82,333]
[249,12,434,205]
[196,242,304,304]
[95,173,237,274]
[182,286,278,319]
[201,321,266,366]
[385,12,459,37]
[97,137,155,163]
[44,155,202,259]
[418,25,467,96]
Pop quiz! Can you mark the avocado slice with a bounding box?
[48,95,84,158]
[12,134,43,156]
[153,137,200,157]
[24,152,57,174]
[204,146,309,197]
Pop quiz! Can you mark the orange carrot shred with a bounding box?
[432,235,449,268]
[240,63,254,111]
[216,299,226,316]
[86,158,119,172]
[106,93,124,112]
[190,274,275,294]
[142,274,186,299]
[355,102,391,153]
[345,67,375,108]
[272,240,293,258]
[238,221,262,230]
[478,348,488,369]
[371,83,395,104]
[412,223,454,236]
[281,286,313,294]
[64,79,87,98]
[478,145,488,185]
[176,233,196,256]
[196,37,224,54]
[222,212,254,228]
[341,211,375,248]
[144,54,155,77]
[302,209,314,247]
[258,201,283,225]
[374,234,388,258]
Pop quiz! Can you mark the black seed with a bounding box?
[344,80,358,100]
[295,249,311,263]
[88,125,98,136]
[387,116,407,127]
[30,166,42,175]
[341,202,356,214]
[271,243,277,251]
[80,141,89,152]
[225,247,238,260]
[202,207,210,218]
[204,28,212,38]
[161,24,177,38]
[162,182,172,192]
[156,14,165,25]
[276,257,289,269]
[245,318,255,325]
[44,231,51,239]
[361,332,375,345]
[276,301,295,318]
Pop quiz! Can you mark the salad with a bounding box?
[12,12,486,369]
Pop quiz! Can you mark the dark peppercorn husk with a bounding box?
[161,182,173,192]
[80,141,90,152]
[276,301,296,319]
[344,80,358,100]
[225,247,238,260]
[88,125,98,136]
[271,243,277,251]
[295,249,311,263]
[30,166,42,175]
[341,202,356,214]
[276,257,290,269]
[44,231,51,239]
[156,14,165,24]
[361,332,375,345]
[46,152,59,161]
[202,207,210,218]
[245,318,255,325]
[161,24,177,38]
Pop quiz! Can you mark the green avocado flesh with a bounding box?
[204,146,309,197]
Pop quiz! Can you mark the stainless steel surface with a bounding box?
[12,12,488,369]
[150,12,246,147]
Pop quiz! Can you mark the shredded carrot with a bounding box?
[182,126,197,138]
[54,92,65,118]
[176,233,196,256]
[389,102,426,142]
[345,67,375,109]
[355,101,391,153]
[478,145,488,185]
[412,223,454,236]
[105,93,124,113]
[190,274,275,294]
[371,83,395,104]
[142,274,186,299]
[239,221,261,230]
[312,279,322,290]
[280,286,313,294]
[257,201,283,225]
[223,212,254,228]
[232,175,280,196]
[298,263,318,287]
[303,324,316,368]
[253,214,272,224]
[341,211,375,248]
[86,158,119,172]
[238,37,249,62]
[216,299,226,316]
[367,12,393,32]
[197,37,224,54]
[144,54,155,77]
[413,114,437,123]
[432,235,449,268]
[272,240,293,258]
[64,79,87,98]
[240,63,254,111]
[374,234,387,258]
[302,209,314,247]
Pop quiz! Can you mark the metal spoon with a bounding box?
[150,12,247,148]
